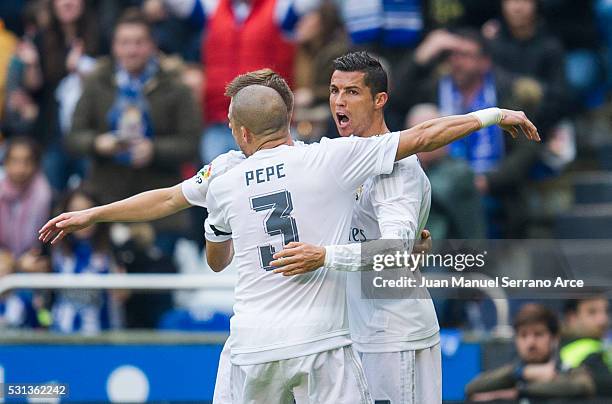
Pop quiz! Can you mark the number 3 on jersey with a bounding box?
[250,190,300,271]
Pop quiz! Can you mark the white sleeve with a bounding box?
[181,150,246,208]
[324,240,408,272]
[322,132,400,191]
[371,161,422,252]
[324,244,363,272]
[204,186,232,243]
[181,165,210,207]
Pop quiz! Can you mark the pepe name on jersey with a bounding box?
[245,163,286,186]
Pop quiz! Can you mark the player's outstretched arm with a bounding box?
[395,108,540,161]
[39,184,190,244]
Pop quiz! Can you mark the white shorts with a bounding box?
[359,344,442,404]
[212,339,232,404]
[229,345,371,404]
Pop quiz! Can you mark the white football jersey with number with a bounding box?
[205,133,400,365]
[348,155,440,352]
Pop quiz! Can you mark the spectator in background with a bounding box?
[51,190,124,334]
[597,0,612,88]
[539,0,604,105]
[484,0,568,124]
[0,19,17,133]
[0,137,52,329]
[0,137,51,273]
[293,0,348,141]
[0,0,28,37]
[466,303,595,401]
[141,0,203,62]
[114,223,175,329]
[157,0,318,164]
[389,28,539,236]
[8,0,101,192]
[340,0,424,69]
[67,9,200,255]
[424,0,500,31]
[410,104,486,239]
[562,296,612,396]
[1,0,48,140]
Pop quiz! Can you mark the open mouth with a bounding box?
[336,112,350,129]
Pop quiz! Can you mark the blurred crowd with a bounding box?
[0,0,611,340]
[466,297,612,400]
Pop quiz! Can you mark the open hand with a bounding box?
[498,109,541,141]
[38,209,97,245]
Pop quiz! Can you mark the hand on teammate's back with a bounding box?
[270,242,326,276]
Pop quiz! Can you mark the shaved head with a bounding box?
[225,69,294,115]
[230,85,289,137]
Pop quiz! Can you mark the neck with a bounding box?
[252,133,293,155]
[361,114,389,137]
[509,22,536,41]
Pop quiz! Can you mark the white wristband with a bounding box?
[469,108,503,129]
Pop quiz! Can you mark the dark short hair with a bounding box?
[564,295,608,315]
[332,51,388,96]
[451,27,490,56]
[513,303,560,336]
[114,8,152,38]
[5,136,42,167]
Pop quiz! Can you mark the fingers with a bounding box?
[51,230,66,245]
[272,263,300,274]
[39,229,58,243]
[284,242,302,249]
[505,126,518,139]
[273,264,310,276]
[272,247,297,260]
[39,219,73,243]
[519,111,540,141]
[270,255,301,268]
[39,214,68,234]
[272,242,303,260]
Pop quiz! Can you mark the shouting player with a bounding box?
[271,52,441,403]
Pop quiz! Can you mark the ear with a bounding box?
[374,92,389,110]
[240,125,251,143]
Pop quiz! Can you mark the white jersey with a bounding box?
[348,155,440,352]
[181,150,247,208]
[205,133,400,365]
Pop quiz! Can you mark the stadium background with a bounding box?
[0,0,612,402]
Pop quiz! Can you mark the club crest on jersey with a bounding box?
[355,185,363,201]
